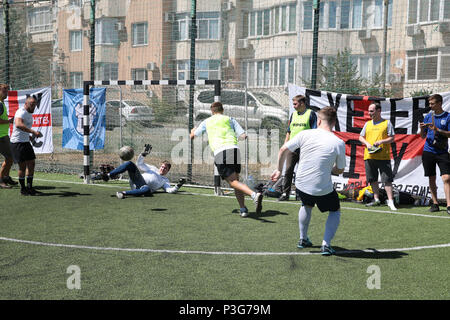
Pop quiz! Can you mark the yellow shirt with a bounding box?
[363,120,391,160]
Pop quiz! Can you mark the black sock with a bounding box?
[19,177,25,189]
[26,176,33,189]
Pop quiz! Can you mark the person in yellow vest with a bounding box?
[190,101,263,217]
[278,95,317,201]
[0,84,17,189]
[359,102,397,210]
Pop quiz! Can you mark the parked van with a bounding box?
[190,89,288,131]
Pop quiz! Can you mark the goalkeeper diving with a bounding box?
[105,144,186,199]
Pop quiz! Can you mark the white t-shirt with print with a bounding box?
[10,108,34,143]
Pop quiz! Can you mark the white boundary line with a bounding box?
[2,178,449,256]
[0,236,449,256]
[33,178,450,219]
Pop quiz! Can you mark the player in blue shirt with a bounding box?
[419,94,450,214]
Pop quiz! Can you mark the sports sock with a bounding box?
[298,205,312,240]
[251,192,256,200]
[322,210,341,247]
[26,176,34,189]
[19,177,26,189]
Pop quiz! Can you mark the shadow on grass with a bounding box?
[248,210,289,223]
[303,246,408,259]
[32,186,91,197]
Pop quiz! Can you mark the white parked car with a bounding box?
[106,100,155,127]
[190,89,289,131]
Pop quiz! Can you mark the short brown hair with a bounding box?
[318,106,337,125]
[0,84,9,91]
[210,101,224,113]
[429,94,443,105]
[293,95,306,103]
[162,160,171,171]
[370,101,382,110]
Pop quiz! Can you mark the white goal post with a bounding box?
[82,79,224,195]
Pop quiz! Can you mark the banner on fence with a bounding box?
[5,87,53,154]
[62,88,106,151]
[288,84,450,199]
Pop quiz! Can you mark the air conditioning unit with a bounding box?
[147,62,156,71]
[114,22,124,31]
[237,38,249,49]
[358,29,372,40]
[406,24,422,37]
[164,12,175,23]
[222,59,231,68]
[222,1,233,11]
[388,73,402,84]
[438,22,450,33]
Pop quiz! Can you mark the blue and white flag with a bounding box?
[62,88,106,150]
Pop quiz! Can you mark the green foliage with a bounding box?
[0,7,42,89]
[317,48,365,95]
[306,49,392,98]
[410,89,434,97]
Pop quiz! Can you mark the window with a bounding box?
[174,12,220,40]
[95,63,118,81]
[70,72,83,89]
[407,49,450,81]
[69,0,83,7]
[70,30,82,51]
[95,19,119,45]
[132,69,147,91]
[177,60,220,80]
[28,7,52,33]
[408,0,448,23]
[132,22,148,46]
[243,58,296,87]
[272,4,296,34]
[301,56,324,84]
[304,0,391,30]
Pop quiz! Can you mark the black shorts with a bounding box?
[422,151,450,177]
[364,159,394,183]
[10,142,36,163]
[296,189,340,212]
[0,135,13,159]
[214,148,241,179]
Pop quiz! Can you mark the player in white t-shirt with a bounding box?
[10,95,42,195]
[271,107,346,256]
[107,145,185,199]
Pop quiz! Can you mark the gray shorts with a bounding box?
[365,159,394,183]
[0,135,13,159]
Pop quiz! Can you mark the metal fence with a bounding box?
[0,0,449,186]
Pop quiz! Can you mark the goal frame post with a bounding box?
[82,79,223,195]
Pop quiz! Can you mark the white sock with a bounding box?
[298,206,312,240]
[251,192,256,200]
[322,210,341,247]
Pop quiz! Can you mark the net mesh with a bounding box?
[0,0,449,187]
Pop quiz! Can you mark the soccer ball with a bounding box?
[118,146,134,161]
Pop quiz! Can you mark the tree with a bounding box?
[304,48,392,97]
[316,48,365,95]
[0,6,42,89]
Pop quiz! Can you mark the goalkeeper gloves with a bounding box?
[176,178,186,189]
[141,144,152,157]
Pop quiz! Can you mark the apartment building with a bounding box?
[20,0,449,100]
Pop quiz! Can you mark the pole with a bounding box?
[311,0,320,89]
[3,0,10,85]
[188,0,196,183]
[89,0,95,175]
[381,0,389,94]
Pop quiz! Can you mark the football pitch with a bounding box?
[0,171,449,300]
